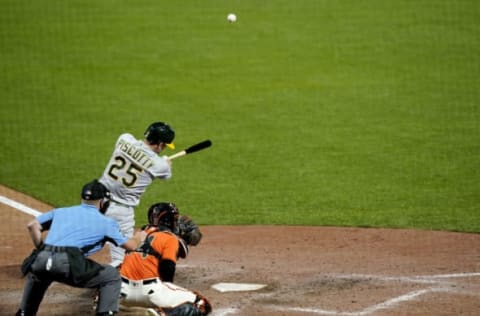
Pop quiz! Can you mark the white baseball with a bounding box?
[227,13,237,23]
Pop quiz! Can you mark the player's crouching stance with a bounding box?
[16,180,147,316]
[119,202,211,316]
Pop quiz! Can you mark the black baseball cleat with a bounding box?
[91,290,99,311]
[194,294,212,315]
[96,311,116,316]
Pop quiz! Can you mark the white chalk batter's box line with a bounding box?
[327,272,480,285]
[210,272,480,316]
[267,272,480,316]
[0,195,42,217]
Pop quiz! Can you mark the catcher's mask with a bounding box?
[144,122,175,149]
[81,179,111,214]
[147,202,179,231]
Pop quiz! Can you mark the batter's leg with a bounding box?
[105,203,134,267]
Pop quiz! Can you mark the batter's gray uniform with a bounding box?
[99,133,172,267]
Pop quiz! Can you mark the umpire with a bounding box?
[16,179,146,316]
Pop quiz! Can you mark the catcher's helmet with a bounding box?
[144,122,175,149]
[147,202,179,231]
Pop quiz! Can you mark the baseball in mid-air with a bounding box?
[227,13,237,23]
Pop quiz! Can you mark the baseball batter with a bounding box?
[99,122,175,267]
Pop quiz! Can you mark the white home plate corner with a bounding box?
[211,282,267,293]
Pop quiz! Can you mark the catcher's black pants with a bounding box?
[17,246,121,315]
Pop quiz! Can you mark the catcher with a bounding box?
[119,202,210,316]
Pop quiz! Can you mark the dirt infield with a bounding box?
[1,184,479,315]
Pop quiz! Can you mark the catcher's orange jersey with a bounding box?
[120,228,179,280]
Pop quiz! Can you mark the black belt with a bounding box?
[44,245,80,252]
[121,277,158,285]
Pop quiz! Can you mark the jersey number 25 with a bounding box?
[107,156,142,187]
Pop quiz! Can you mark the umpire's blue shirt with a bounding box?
[37,203,128,257]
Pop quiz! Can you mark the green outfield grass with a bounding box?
[1,1,479,232]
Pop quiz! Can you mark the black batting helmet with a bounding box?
[144,122,175,149]
[147,202,179,231]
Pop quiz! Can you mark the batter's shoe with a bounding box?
[96,311,116,316]
[91,290,99,311]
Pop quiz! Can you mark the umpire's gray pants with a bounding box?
[18,250,121,315]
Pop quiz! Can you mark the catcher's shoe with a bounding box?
[146,308,166,316]
[194,293,212,315]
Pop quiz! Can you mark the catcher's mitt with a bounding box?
[176,215,202,246]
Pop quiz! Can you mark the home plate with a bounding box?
[211,282,267,293]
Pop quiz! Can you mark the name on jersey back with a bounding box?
[118,139,154,168]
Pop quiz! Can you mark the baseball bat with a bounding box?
[168,139,212,160]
